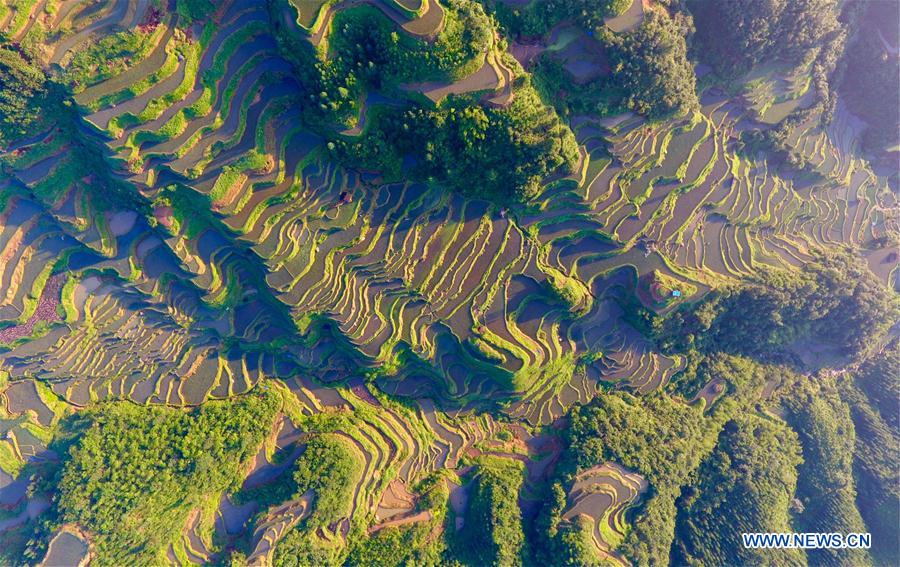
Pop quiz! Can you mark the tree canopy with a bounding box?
[0,47,46,147]
[604,10,699,119]
[273,434,363,567]
[690,0,841,77]
[839,1,900,153]
[457,456,526,566]
[54,390,279,564]
[673,415,805,566]
[666,253,899,360]
[333,85,578,202]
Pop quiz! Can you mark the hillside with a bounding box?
[0,0,897,565]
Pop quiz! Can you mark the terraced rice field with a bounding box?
[0,0,897,562]
[40,527,90,567]
[562,462,648,565]
[2,0,897,415]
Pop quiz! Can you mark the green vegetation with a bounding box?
[274,528,343,567]
[855,343,899,430]
[348,524,440,567]
[548,353,778,565]
[333,85,578,201]
[291,434,361,529]
[544,0,634,27]
[847,343,899,564]
[276,0,577,202]
[456,456,526,566]
[280,1,492,126]
[63,29,159,92]
[0,47,46,146]
[779,374,871,566]
[560,393,711,565]
[554,514,602,566]
[273,434,362,567]
[209,150,272,202]
[673,414,805,566]
[53,389,279,565]
[690,0,841,77]
[0,2,898,567]
[602,10,698,119]
[487,0,633,37]
[839,2,900,152]
[544,267,592,314]
[539,481,621,566]
[491,3,698,120]
[347,474,449,566]
[640,270,696,309]
[176,0,216,23]
[663,253,899,359]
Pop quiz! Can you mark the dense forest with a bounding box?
[659,252,899,361]
[672,414,805,566]
[273,434,363,566]
[455,457,526,566]
[0,47,47,146]
[331,86,579,201]
[839,1,900,153]
[690,0,841,77]
[45,390,280,564]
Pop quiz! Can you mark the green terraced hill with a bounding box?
[0,1,897,565]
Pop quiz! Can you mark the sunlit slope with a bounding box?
[0,0,896,428]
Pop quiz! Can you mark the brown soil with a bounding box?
[403,56,502,104]
[692,378,725,410]
[447,478,469,531]
[509,42,544,68]
[605,0,644,34]
[153,205,174,228]
[375,479,417,521]
[369,510,432,534]
[0,273,65,344]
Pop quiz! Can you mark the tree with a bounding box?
[0,47,46,147]
[272,434,363,567]
[845,347,900,565]
[669,253,899,360]
[781,375,872,566]
[175,0,215,23]
[839,1,900,153]
[334,84,578,203]
[291,434,362,529]
[673,415,805,566]
[458,457,526,566]
[561,393,713,565]
[690,0,840,77]
[53,390,279,564]
[548,0,635,27]
[604,10,699,119]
